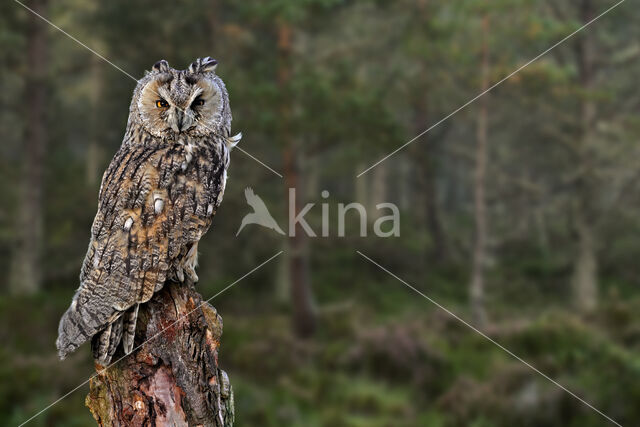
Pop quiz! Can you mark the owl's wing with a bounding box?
[56,141,226,361]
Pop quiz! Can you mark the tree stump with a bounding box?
[85,281,234,426]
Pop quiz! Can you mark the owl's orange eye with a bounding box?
[155,99,169,108]
[191,97,205,108]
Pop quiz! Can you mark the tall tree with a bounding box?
[570,0,598,312]
[409,0,450,263]
[9,0,48,294]
[469,13,490,327]
[278,19,316,337]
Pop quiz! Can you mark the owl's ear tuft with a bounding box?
[152,60,171,73]
[189,57,218,74]
[201,57,218,72]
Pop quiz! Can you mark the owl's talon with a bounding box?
[176,268,185,282]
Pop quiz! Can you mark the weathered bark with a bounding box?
[86,282,234,427]
[278,20,316,338]
[469,14,489,328]
[9,0,48,294]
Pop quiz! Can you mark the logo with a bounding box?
[236,187,400,237]
[236,188,286,236]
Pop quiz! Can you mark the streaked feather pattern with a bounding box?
[56,58,235,364]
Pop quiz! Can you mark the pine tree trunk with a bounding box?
[571,0,598,312]
[572,215,597,311]
[9,0,48,295]
[278,20,316,338]
[469,14,489,328]
[86,281,234,427]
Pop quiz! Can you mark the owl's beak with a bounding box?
[171,109,185,133]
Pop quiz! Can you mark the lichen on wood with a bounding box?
[85,281,234,426]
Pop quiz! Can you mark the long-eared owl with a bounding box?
[56,57,241,364]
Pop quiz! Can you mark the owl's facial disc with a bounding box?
[138,71,224,138]
[188,79,224,134]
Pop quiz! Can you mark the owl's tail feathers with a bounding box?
[91,303,138,365]
[92,315,123,365]
[56,295,108,359]
[122,304,140,355]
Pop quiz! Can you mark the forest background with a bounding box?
[1,0,639,425]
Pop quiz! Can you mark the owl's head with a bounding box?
[130,57,232,140]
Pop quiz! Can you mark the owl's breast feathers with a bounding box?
[56,133,229,362]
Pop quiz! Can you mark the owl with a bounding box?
[56,57,241,365]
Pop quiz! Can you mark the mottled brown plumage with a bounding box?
[57,58,240,364]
